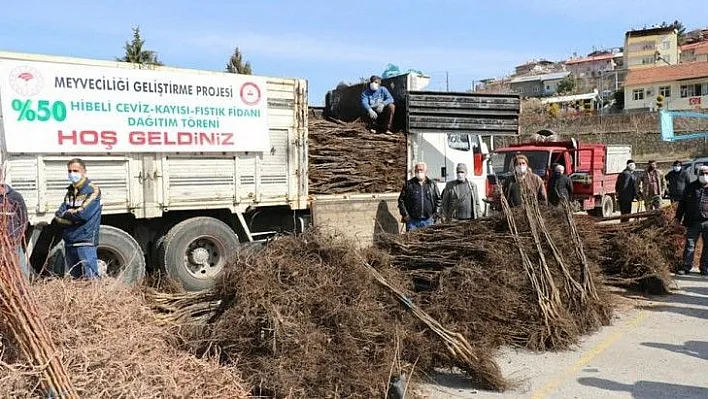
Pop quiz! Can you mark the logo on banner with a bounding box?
[240,82,261,106]
[8,66,44,97]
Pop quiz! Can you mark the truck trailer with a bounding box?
[0,51,521,291]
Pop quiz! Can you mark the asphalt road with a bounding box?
[416,274,708,399]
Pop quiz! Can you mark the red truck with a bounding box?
[485,136,632,217]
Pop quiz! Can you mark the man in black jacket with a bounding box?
[675,165,708,275]
[548,164,573,206]
[398,162,441,232]
[666,160,692,203]
[615,159,638,223]
[0,184,29,277]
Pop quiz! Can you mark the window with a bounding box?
[662,40,671,50]
[632,89,645,101]
[659,86,671,97]
[681,84,703,97]
[641,56,655,65]
[447,134,470,151]
[546,85,551,90]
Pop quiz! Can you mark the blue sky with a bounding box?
[1,0,705,105]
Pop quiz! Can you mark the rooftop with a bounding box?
[681,41,708,55]
[626,26,677,38]
[565,52,623,65]
[624,62,708,86]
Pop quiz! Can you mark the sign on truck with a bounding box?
[0,59,269,153]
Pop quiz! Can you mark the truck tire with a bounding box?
[50,225,146,285]
[590,195,614,218]
[160,217,240,292]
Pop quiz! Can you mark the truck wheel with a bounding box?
[160,217,240,292]
[49,225,146,285]
[589,195,614,218]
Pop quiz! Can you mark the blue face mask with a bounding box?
[68,172,82,184]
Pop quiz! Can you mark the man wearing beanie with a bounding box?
[441,163,481,221]
[615,159,638,222]
[502,154,547,207]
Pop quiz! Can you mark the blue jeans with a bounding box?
[65,245,100,279]
[683,221,708,273]
[406,217,433,232]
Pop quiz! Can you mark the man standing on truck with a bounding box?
[0,184,29,278]
[502,155,547,207]
[637,160,666,211]
[615,159,638,222]
[666,160,692,203]
[548,164,573,207]
[361,75,395,134]
[441,163,481,222]
[54,158,102,279]
[398,162,441,231]
[675,165,708,275]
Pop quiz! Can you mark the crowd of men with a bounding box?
[396,155,708,276]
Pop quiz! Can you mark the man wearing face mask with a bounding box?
[675,165,708,275]
[398,162,441,231]
[361,75,395,134]
[637,160,666,211]
[547,164,573,207]
[441,163,481,222]
[615,159,638,222]
[666,160,691,203]
[54,158,102,279]
[502,155,547,207]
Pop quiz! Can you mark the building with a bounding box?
[509,71,571,97]
[473,77,513,94]
[624,26,679,69]
[514,59,558,76]
[565,51,623,79]
[623,62,708,110]
[680,41,708,63]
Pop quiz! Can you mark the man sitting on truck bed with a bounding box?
[361,75,395,134]
[398,162,441,232]
[54,158,102,279]
[502,155,547,207]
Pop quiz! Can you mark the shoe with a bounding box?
[384,130,393,134]
[369,129,377,134]
[677,269,689,275]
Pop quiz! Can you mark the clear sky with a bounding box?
[1,0,705,105]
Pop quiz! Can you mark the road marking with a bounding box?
[530,310,647,399]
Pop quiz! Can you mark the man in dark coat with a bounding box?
[398,162,441,232]
[615,159,638,223]
[548,164,573,206]
[666,160,692,203]
[0,184,29,277]
[675,165,708,275]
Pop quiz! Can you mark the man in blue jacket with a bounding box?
[54,158,102,279]
[360,75,395,134]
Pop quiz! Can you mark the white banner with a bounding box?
[0,58,270,153]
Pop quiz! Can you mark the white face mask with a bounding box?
[673,166,682,172]
[370,82,380,91]
[415,172,425,181]
[700,175,708,185]
[515,165,528,175]
[68,172,82,184]
[456,172,466,181]
[628,163,636,171]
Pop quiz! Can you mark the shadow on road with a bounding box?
[641,340,708,361]
[637,304,708,320]
[578,377,708,398]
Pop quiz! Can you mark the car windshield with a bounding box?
[490,150,550,177]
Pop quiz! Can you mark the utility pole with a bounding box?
[445,71,449,92]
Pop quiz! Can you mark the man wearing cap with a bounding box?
[502,154,547,207]
[361,75,395,134]
[548,164,573,207]
[675,165,708,275]
[615,159,638,222]
[441,163,481,222]
[637,160,666,211]
[666,160,692,203]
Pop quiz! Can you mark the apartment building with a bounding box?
[623,62,708,110]
[624,26,679,69]
[680,41,708,63]
[509,71,571,97]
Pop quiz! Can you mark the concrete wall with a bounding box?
[502,111,708,163]
[311,194,402,248]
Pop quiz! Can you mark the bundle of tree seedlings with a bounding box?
[308,118,407,195]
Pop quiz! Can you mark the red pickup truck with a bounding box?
[485,137,632,217]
